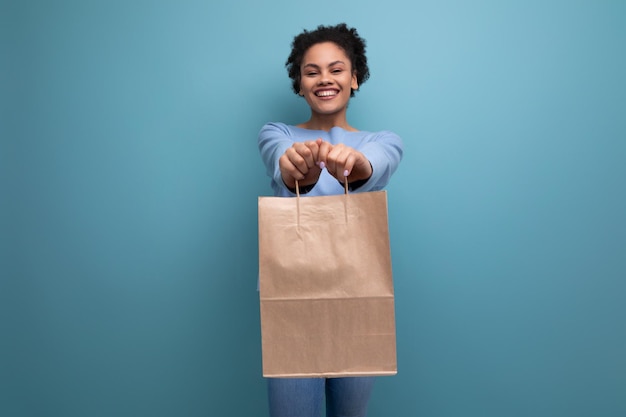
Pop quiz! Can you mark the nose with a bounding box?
[318,70,333,84]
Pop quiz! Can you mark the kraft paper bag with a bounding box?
[258,188,397,378]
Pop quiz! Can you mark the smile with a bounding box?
[315,89,339,97]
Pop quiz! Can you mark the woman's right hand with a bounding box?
[279,140,322,190]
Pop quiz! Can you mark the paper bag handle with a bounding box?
[294,179,349,196]
[294,179,349,226]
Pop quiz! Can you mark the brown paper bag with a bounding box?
[258,187,397,378]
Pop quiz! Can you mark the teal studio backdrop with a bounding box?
[2,1,625,416]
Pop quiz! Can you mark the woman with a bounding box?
[258,23,403,417]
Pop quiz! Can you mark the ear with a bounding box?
[351,71,358,91]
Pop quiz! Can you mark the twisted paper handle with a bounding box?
[294,179,349,196]
[295,179,350,226]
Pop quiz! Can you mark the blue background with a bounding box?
[2,1,625,416]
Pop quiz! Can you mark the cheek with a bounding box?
[299,78,311,91]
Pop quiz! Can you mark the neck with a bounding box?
[299,111,356,132]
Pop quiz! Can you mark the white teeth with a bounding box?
[316,90,337,97]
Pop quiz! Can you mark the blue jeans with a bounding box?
[267,377,375,417]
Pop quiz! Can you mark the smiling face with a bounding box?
[299,42,359,119]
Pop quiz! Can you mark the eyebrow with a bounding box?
[302,60,347,69]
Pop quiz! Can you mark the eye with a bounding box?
[305,71,318,77]
[331,68,343,74]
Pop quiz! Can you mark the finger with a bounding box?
[343,153,356,179]
[319,141,337,172]
[303,140,320,165]
[291,143,316,171]
[325,156,337,178]
[334,153,351,183]
[326,144,349,177]
[284,147,310,178]
[279,153,304,183]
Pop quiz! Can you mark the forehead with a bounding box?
[302,42,351,66]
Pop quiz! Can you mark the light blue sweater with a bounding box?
[258,122,403,197]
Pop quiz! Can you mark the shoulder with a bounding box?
[259,122,293,137]
[369,129,401,139]
[355,129,403,144]
[374,130,402,145]
[259,122,320,144]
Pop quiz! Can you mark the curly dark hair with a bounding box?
[285,23,370,97]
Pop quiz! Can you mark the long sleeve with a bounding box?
[258,122,294,196]
[350,130,403,193]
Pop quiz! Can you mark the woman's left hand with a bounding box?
[316,139,372,184]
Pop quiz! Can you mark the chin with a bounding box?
[314,103,348,114]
